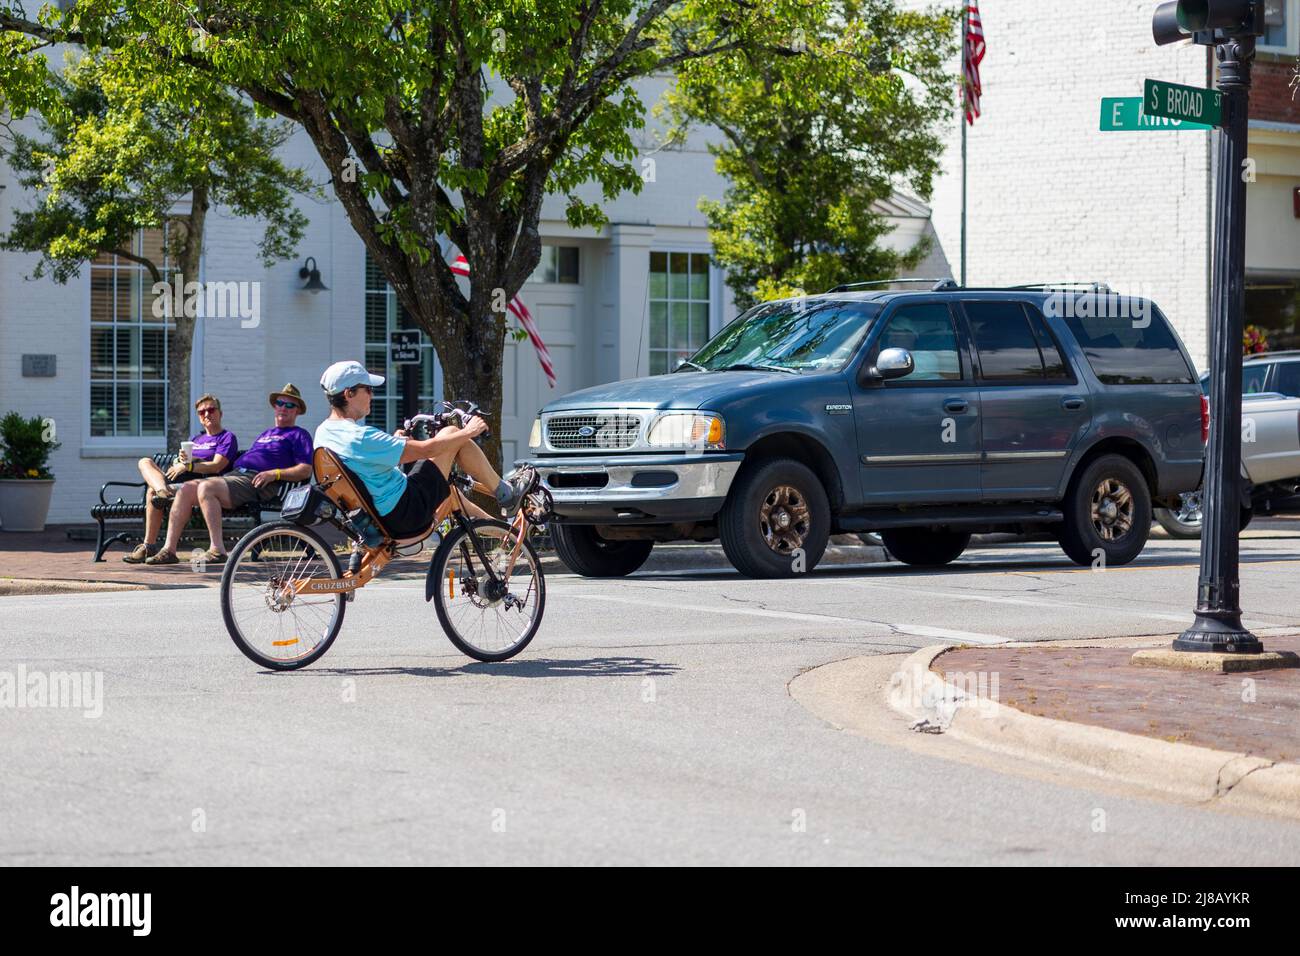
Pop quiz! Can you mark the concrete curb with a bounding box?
[887,644,1300,819]
[0,578,158,596]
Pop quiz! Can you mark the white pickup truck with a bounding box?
[1154,392,1300,537]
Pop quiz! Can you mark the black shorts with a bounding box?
[381,460,450,538]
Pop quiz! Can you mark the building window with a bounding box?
[364,253,440,431]
[1261,0,1297,54]
[1246,275,1300,352]
[526,245,580,284]
[89,225,180,438]
[648,251,711,375]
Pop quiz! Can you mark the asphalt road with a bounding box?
[4,525,1300,865]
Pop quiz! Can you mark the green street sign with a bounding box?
[1144,79,1223,127]
[1099,97,1214,132]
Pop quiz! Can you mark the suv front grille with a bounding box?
[546,414,641,450]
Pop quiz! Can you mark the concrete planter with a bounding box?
[0,479,55,532]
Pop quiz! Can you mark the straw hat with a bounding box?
[269,383,307,413]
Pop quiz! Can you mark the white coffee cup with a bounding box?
[180,441,195,467]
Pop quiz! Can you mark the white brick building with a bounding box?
[915,0,1300,371]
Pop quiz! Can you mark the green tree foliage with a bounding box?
[663,1,957,308]
[2,2,955,462]
[2,0,781,465]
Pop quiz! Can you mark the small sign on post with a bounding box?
[389,330,421,365]
[1144,79,1223,127]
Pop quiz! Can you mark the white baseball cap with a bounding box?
[321,360,385,396]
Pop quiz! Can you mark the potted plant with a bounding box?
[0,412,61,532]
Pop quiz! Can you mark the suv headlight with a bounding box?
[528,418,542,449]
[646,412,725,450]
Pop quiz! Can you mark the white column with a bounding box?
[602,224,655,383]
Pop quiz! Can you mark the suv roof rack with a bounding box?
[1004,282,1114,293]
[827,278,959,293]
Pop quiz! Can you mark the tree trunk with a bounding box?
[165,185,209,454]
[436,306,509,474]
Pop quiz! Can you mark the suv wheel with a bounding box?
[550,524,653,577]
[1059,454,1152,566]
[719,458,830,578]
[880,529,971,567]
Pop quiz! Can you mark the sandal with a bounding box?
[144,549,179,566]
[122,543,158,564]
[197,548,227,566]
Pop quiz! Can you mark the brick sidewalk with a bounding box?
[0,524,889,591]
[0,523,434,588]
[936,636,1300,765]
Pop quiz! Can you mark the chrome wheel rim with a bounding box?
[1091,478,1135,541]
[759,484,810,554]
[1173,491,1203,528]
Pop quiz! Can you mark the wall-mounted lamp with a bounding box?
[298,256,328,293]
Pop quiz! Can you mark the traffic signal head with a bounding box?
[1152,1,1266,44]
[1153,2,1191,43]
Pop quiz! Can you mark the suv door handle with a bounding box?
[1061,397,1086,411]
[943,399,970,414]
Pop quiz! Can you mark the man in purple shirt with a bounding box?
[125,392,240,563]
[147,384,313,566]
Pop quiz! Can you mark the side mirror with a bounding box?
[870,347,914,382]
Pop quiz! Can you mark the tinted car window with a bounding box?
[1063,307,1195,385]
[1024,304,1072,380]
[1271,361,1300,398]
[1200,363,1270,395]
[876,304,963,381]
[965,301,1045,381]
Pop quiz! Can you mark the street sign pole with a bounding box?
[1174,34,1262,654]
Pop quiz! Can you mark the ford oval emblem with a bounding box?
[577,425,596,438]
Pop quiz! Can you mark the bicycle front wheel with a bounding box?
[431,518,545,662]
[220,521,346,670]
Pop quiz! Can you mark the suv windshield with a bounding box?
[686,300,881,373]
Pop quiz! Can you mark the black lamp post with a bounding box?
[1153,0,1265,654]
[299,256,329,293]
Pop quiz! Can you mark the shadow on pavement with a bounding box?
[273,655,680,680]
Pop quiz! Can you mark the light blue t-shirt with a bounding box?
[314,417,408,515]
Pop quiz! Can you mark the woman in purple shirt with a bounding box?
[147,384,314,566]
[124,393,239,563]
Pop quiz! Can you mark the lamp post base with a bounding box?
[1174,609,1262,654]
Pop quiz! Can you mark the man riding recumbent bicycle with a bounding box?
[218,361,552,670]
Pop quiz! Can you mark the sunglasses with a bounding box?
[273,399,302,410]
[197,407,219,416]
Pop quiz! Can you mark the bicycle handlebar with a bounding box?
[403,400,490,441]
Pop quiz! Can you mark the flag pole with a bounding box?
[960,4,968,288]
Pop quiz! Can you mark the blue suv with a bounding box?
[519,285,1206,578]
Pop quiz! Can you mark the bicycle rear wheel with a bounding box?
[220,521,346,670]
[431,518,545,662]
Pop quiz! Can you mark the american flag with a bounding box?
[448,254,556,388]
[963,2,986,125]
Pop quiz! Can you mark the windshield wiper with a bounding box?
[718,363,800,375]
[675,360,706,372]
